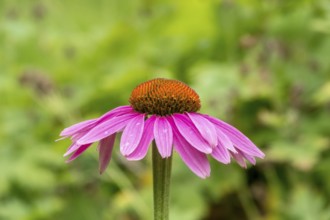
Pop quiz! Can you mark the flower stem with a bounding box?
[152,141,172,220]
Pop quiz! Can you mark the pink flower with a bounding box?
[59,78,264,178]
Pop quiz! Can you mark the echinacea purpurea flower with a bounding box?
[60,78,265,178]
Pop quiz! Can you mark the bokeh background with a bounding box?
[1,0,330,219]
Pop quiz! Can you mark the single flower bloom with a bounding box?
[59,78,265,178]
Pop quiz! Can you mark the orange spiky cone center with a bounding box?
[129,78,201,116]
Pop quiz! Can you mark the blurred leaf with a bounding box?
[283,186,330,220]
[267,136,328,170]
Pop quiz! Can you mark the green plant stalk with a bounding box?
[152,141,172,220]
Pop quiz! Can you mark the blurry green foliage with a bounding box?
[1,0,330,219]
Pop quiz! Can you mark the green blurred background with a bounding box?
[1,0,330,219]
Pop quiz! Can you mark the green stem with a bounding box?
[152,141,172,220]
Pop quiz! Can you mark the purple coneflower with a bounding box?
[60,78,264,178]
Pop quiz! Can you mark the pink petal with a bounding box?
[126,116,156,160]
[60,105,133,137]
[99,133,117,174]
[215,128,237,153]
[172,124,210,178]
[187,113,218,148]
[206,116,264,158]
[60,119,97,137]
[64,132,91,156]
[64,143,81,157]
[231,152,247,168]
[70,131,91,143]
[77,113,138,145]
[211,143,231,164]
[66,144,92,163]
[97,105,134,123]
[239,150,256,165]
[172,114,212,154]
[154,116,173,158]
[120,114,145,156]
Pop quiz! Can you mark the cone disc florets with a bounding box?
[129,78,201,116]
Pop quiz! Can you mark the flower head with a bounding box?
[60,78,264,178]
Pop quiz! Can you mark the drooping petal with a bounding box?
[244,154,256,165]
[238,150,256,165]
[96,105,134,123]
[99,133,117,174]
[120,114,145,156]
[206,116,265,158]
[126,116,156,161]
[60,119,97,137]
[172,114,212,154]
[64,143,81,157]
[154,116,173,158]
[215,128,237,153]
[66,144,92,163]
[211,142,231,164]
[77,113,138,145]
[231,152,247,168]
[187,113,218,148]
[172,124,210,178]
[64,130,92,156]
[60,105,133,138]
[71,132,87,142]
